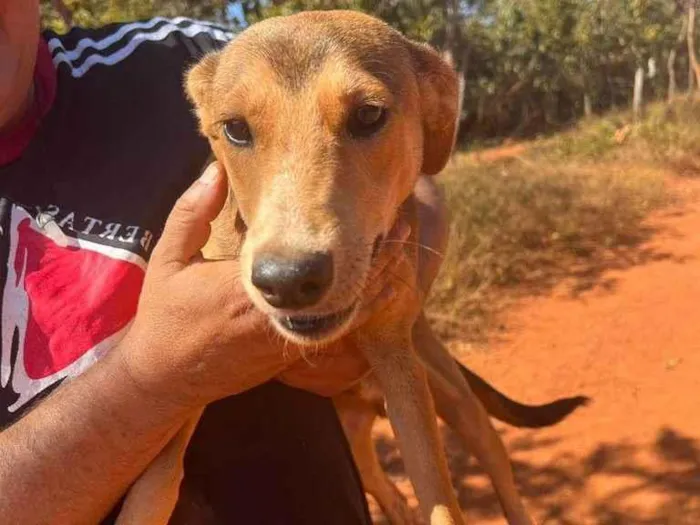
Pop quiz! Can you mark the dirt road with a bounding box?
[371,177,700,524]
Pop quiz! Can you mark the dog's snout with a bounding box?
[251,252,334,309]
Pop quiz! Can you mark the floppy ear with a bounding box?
[185,51,221,110]
[407,42,460,175]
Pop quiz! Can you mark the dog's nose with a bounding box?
[251,252,334,309]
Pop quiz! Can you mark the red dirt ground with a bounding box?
[370,177,700,524]
[467,143,527,163]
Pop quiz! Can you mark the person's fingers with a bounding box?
[151,163,227,270]
[363,216,411,295]
[352,281,398,328]
[351,216,413,326]
[279,349,370,397]
[369,217,411,274]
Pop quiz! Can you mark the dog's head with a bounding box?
[186,10,458,345]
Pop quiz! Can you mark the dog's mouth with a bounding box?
[275,234,383,341]
[273,304,357,341]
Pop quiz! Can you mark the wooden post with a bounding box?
[633,66,644,121]
[687,1,700,94]
[583,93,593,117]
[668,48,678,102]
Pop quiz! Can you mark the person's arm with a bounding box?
[0,164,277,523]
[0,163,412,524]
[0,347,189,523]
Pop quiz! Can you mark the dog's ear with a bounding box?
[185,51,221,109]
[407,42,459,175]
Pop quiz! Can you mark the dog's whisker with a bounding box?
[380,239,444,258]
[382,268,423,301]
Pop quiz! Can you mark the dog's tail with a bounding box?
[459,361,591,428]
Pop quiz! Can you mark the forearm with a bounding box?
[0,337,191,524]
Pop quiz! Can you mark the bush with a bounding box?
[424,101,695,341]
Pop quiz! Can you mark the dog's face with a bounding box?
[187,11,457,345]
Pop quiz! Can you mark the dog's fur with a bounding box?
[116,11,587,525]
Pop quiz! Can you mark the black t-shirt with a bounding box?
[0,17,370,524]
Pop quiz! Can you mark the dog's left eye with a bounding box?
[223,119,253,147]
[348,104,388,138]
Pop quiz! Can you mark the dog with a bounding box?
[116,11,588,525]
[331,174,588,524]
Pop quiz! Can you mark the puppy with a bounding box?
[118,11,584,525]
[332,175,587,523]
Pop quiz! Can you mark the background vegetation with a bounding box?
[41,1,700,340]
[42,0,699,140]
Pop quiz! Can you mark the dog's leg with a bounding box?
[358,332,463,525]
[336,392,421,525]
[116,410,203,525]
[413,314,533,525]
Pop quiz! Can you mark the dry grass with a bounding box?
[425,99,700,342]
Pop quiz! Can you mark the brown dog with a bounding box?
[116,11,587,525]
[332,179,588,524]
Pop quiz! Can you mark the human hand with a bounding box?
[119,163,421,406]
[119,163,288,409]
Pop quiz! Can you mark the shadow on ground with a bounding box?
[430,213,693,341]
[505,197,699,301]
[373,426,700,524]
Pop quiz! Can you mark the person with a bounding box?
[0,2,437,523]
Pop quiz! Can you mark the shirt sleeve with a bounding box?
[40,18,234,235]
[166,17,235,58]
[44,17,235,77]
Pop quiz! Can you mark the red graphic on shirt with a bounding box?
[0,207,147,412]
[15,219,144,379]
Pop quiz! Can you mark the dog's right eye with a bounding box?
[223,119,253,147]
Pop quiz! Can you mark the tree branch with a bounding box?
[51,0,74,29]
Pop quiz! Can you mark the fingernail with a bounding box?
[199,163,220,186]
[379,284,396,301]
[183,169,217,203]
[184,164,220,202]
[396,221,411,240]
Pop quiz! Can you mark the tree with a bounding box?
[667,2,689,101]
[51,0,74,27]
[38,0,689,140]
[40,0,232,32]
[687,0,700,94]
